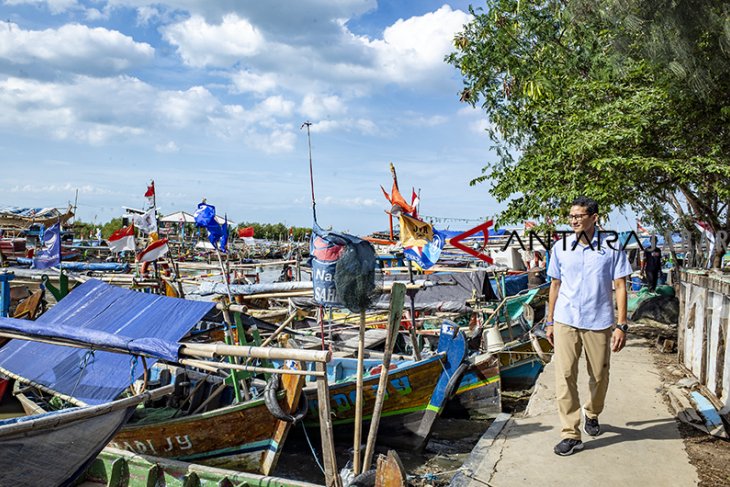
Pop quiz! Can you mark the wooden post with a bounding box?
[316,361,341,487]
[363,282,406,471]
[295,251,302,281]
[353,309,366,475]
[406,260,422,360]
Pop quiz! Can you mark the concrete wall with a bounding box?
[678,270,730,415]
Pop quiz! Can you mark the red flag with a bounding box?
[107,224,135,253]
[411,188,419,218]
[144,181,155,198]
[238,226,254,238]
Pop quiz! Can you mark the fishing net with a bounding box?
[334,239,378,313]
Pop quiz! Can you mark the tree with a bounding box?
[101,218,124,239]
[447,0,729,265]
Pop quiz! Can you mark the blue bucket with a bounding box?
[630,276,643,291]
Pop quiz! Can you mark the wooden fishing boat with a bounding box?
[82,447,323,487]
[0,383,172,487]
[448,353,501,418]
[302,322,467,450]
[0,279,316,476]
[499,337,551,388]
[107,367,304,473]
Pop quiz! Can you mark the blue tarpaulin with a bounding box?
[0,280,214,406]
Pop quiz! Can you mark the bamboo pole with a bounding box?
[221,307,248,401]
[255,312,297,349]
[178,358,324,377]
[215,302,248,313]
[363,282,406,470]
[352,309,366,475]
[178,342,330,363]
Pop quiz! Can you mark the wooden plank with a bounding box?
[375,451,407,487]
[363,282,406,471]
[315,362,342,487]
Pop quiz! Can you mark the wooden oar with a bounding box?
[363,282,406,471]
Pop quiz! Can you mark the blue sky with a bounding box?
[0,1,635,234]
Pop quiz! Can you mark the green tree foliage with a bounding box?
[70,221,98,240]
[101,218,124,239]
[447,0,729,265]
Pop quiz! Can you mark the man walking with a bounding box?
[545,196,633,456]
[641,239,662,292]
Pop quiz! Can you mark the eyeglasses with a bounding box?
[567,213,591,221]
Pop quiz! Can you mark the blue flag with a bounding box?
[403,228,446,270]
[32,222,61,269]
[194,202,225,252]
[220,215,228,253]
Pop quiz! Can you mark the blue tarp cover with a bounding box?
[0,280,214,405]
[0,319,181,361]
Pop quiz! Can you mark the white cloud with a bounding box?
[4,0,78,14]
[300,94,346,119]
[407,115,448,127]
[457,105,494,134]
[309,118,376,135]
[356,5,471,84]
[162,14,264,67]
[245,127,297,154]
[255,95,294,118]
[0,75,298,152]
[310,120,341,133]
[320,196,379,208]
[0,22,154,75]
[229,70,278,95]
[155,141,179,153]
[136,6,160,25]
[7,182,112,195]
[155,86,218,128]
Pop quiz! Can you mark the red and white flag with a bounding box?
[411,188,420,218]
[144,181,155,207]
[238,226,255,245]
[136,238,169,262]
[107,224,135,253]
[695,221,715,243]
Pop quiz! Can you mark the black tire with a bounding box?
[264,374,309,423]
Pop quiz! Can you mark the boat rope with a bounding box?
[318,305,326,351]
[300,421,326,476]
[129,355,137,386]
[71,349,95,398]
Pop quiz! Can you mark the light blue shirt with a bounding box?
[547,232,633,330]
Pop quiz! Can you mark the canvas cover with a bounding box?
[0,280,213,405]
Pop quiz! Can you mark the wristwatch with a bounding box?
[615,323,629,333]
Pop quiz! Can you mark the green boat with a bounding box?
[81,447,323,487]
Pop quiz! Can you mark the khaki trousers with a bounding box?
[554,322,612,440]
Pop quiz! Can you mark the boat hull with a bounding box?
[449,354,501,418]
[304,323,467,450]
[109,373,302,474]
